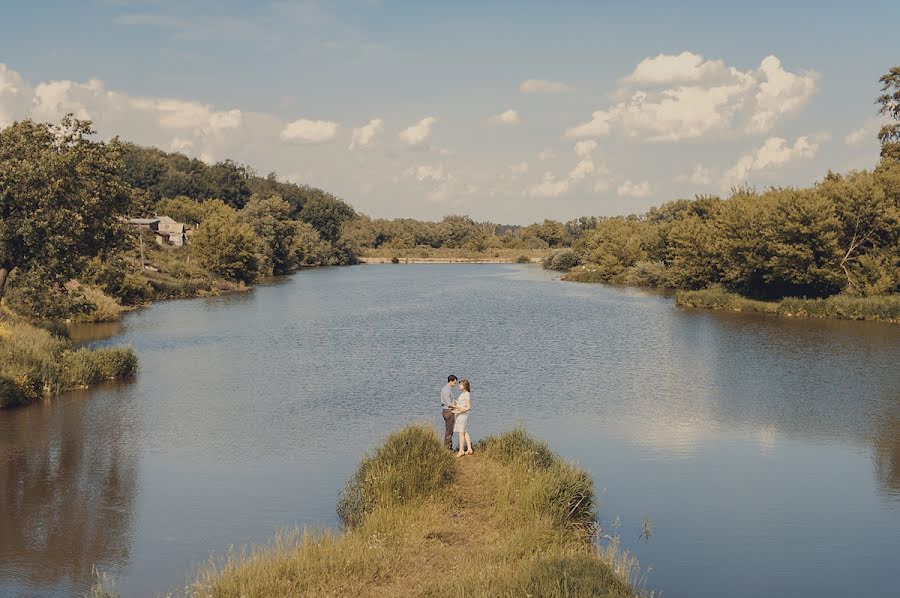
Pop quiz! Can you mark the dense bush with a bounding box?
[542,249,580,271]
[337,424,455,527]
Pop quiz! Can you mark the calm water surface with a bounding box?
[1,265,898,597]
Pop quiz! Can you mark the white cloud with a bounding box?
[509,161,529,176]
[592,179,611,192]
[520,78,571,94]
[617,180,651,198]
[527,172,570,197]
[568,53,819,142]
[677,163,713,185]
[280,118,339,143]
[625,51,727,85]
[721,135,824,187]
[747,56,820,134]
[566,110,613,138]
[349,117,383,149]
[0,63,31,128]
[537,149,557,160]
[574,140,598,156]
[844,117,886,145]
[568,157,595,180]
[489,108,521,125]
[170,137,194,152]
[399,116,437,145]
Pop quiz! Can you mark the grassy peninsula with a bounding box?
[187,426,641,597]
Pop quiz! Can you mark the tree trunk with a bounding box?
[0,266,10,302]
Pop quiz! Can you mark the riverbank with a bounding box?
[675,287,900,323]
[186,426,641,597]
[360,256,540,264]
[360,247,547,264]
[562,267,900,323]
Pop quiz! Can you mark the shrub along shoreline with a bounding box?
[673,287,900,322]
[185,425,642,597]
[0,311,137,409]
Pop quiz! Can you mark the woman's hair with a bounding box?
[459,379,471,392]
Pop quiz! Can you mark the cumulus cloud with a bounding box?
[527,172,570,198]
[721,135,824,187]
[537,149,557,160]
[574,140,598,156]
[844,117,886,145]
[568,157,596,180]
[567,53,819,142]
[520,78,571,94]
[625,51,727,85]
[399,116,437,145]
[280,118,339,143]
[0,62,247,162]
[489,108,521,125]
[677,163,713,185]
[509,161,529,177]
[617,180,651,198]
[349,117,383,149]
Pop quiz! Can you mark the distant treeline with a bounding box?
[556,165,900,300]
[1,67,898,324]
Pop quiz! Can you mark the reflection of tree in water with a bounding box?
[0,390,137,594]
[873,411,900,500]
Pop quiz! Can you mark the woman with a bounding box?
[453,379,473,457]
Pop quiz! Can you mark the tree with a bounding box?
[762,189,843,298]
[819,170,899,293]
[0,116,131,301]
[191,209,260,284]
[298,194,356,242]
[239,195,302,275]
[877,66,900,161]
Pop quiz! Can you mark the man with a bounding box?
[441,375,458,450]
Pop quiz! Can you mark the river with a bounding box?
[1,264,898,597]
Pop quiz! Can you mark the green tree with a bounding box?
[819,170,900,293]
[298,194,356,242]
[191,209,260,284]
[877,66,900,161]
[239,195,302,275]
[762,189,843,298]
[0,116,131,301]
[155,196,207,226]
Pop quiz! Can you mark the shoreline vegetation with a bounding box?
[2,70,899,406]
[178,425,643,598]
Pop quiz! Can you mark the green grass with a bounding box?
[676,287,900,322]
[0,312,137,408]
[188,426,643,597]
[337,424,456,527]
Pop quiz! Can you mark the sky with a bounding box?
[1,0,898,224]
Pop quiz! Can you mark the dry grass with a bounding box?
[188,427,641,598]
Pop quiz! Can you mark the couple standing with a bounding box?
[441,375,474,457]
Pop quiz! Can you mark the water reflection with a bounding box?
[874,412,900,500]
[0,265,898,598]
[0,388,137,595]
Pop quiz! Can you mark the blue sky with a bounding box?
[1,0,898,223]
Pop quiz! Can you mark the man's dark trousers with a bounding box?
[442,408,455,450]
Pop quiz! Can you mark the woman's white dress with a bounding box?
[453,391,471,433]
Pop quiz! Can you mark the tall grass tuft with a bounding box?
[0,315,138,407]
[337,424,455,527]
[481,429,597,537]
[677,287,900,322]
